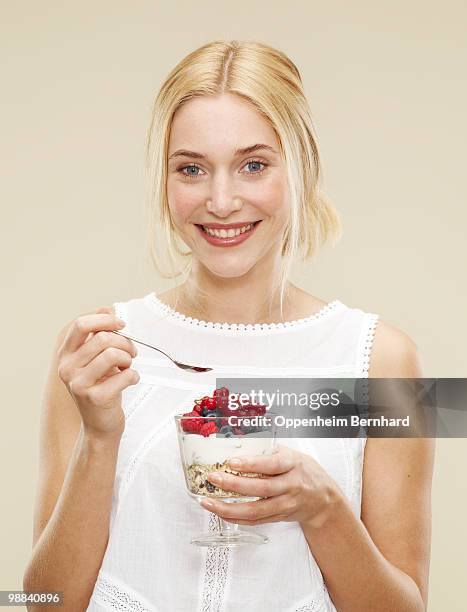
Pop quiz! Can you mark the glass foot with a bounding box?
[191,529,269,547]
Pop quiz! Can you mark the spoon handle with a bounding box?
[111,329,172,360]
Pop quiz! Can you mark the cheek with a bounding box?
[253,175,289,219]
[167,181,201,223]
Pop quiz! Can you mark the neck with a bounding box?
[172,254,296,325]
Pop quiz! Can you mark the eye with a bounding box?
[177,158,268,180]
[242,159,267,175]
[178,164,204,179]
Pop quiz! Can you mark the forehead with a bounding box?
[168,93,279,154]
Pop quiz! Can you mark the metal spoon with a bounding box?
[111,330,213,373]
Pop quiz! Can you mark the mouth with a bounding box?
[195,220,262,247]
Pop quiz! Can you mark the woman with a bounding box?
[24,40,434,611]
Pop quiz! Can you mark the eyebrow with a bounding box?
[168,143,279,160]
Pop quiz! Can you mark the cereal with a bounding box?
[185,460,266,498]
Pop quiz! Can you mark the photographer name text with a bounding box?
[227,414,411,429]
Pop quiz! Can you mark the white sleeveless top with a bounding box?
[86,292,379,612]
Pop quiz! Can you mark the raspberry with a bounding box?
[247,404,267,417]
[201,396,217,410]
[181,411,204,434]
[199,395,210,407]
[199,421,219,437]
[214,387,229,410]
[192,402,203,414]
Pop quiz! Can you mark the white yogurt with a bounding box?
[181,432,275,465]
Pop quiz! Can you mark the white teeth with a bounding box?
[202,222,255,237]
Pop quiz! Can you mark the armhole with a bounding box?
[356,312,380,378]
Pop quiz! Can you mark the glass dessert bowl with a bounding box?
[174,389,277,547]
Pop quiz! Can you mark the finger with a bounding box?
[89,307,119,341]
[109,365,123,375]
[207,470,288,499]
[73,330,137,369]
[226,445,295,476]
[73,347,134,389]
[78,367,140,406]
[225,514,289,525]
[61,313,125,354]
[205,493,292,522]
[84,307,122,345]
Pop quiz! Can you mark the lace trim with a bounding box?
[201,512,230,612]
[145,293,343,334]
[360,313,379,378]
[92,572,157,611]
[294,593,325,612]
[356,313,379,439]
[122,384,154,424]
[282,570,331,612]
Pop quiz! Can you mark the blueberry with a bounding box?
[219,425,232,435]
[242,424,256,434]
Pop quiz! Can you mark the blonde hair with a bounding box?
[145,39,342,320]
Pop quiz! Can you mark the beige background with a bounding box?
[2,1,466,610]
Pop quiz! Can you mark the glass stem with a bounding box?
[216,516,239,536]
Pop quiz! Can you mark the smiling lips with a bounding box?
[196,221,261,247]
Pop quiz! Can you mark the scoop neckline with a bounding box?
[144,292,345,334]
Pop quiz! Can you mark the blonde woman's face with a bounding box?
[166,93,289,278]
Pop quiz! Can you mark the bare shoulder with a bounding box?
[288,286,329,318]
[369,317,424,378]
[154,288,173,303]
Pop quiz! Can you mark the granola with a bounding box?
[186,460,266,498]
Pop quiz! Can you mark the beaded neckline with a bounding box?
[144,292,345,334]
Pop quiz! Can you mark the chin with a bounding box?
[200,257,257,279]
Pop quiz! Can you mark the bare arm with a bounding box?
[300,320,435,611]
[23,307,138,611]
[24,425,122,611]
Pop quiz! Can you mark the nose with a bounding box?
[206,173,243,217]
